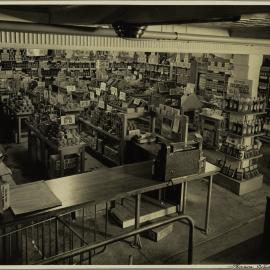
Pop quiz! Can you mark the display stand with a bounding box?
[215,95,265,195]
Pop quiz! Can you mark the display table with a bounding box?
[3,103,32,144]
[26,123,86,177]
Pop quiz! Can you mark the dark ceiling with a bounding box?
[1,5,270,38]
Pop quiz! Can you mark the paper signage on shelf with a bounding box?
[60,115,75,125]
[107,105,112,112]
[44,90,49,99]
[80,100,90,108]
[96,88,101,96]
[98,100,105,109]
[110,86,118,96]
[133,98,141,105]
[100,82,107,91]
[128,65,132,70]
[227,78,252,96]
[90,92,95,100]
[119,91,126,101]
[66,85,76,92]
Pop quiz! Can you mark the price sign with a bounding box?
[98,100,105,109]
[80,100,90,108]
[100,82,107,91]
[66,85,76,92]
[44,90,49,99]
[107,105,112,112]
[119,91,126,101]
[60,115,75,125]
[90,92,95,100]
[96,88,101,96]
[133,98,141,105]
[110,86,118,96]
[128,65,132,70]
[38,81,45,87]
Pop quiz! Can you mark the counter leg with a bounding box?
[131,194,142,249]
[60,151,64,177]
[205,175,213,234]
[81,147,85,173]
[18,116,21,144]
[177,184,185,213]
[182,182,188,214]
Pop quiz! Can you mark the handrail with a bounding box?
[36,214,194,265]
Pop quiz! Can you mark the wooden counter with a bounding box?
[0,160,219,227]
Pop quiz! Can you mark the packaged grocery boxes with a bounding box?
[0,179,10,213]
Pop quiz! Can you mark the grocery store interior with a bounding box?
[0,4,270,266]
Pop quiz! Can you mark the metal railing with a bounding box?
[1,201,194,265]
[36,214,194,265]
[0,203,109,265]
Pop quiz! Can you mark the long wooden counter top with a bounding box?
[0,160,219,226]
